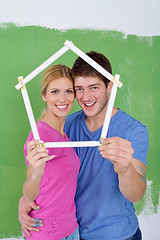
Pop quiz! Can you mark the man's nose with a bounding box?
[82,89,92,101]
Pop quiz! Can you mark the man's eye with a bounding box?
[75,88,82,92]
[91,86,98,90]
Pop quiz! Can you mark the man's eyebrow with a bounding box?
[89,83,100,87]
[75,83,100,88]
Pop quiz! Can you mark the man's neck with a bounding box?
[85,107,118,133]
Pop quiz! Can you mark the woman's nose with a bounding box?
[59,92,66,101]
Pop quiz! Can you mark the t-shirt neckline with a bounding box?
[81,109,123,138]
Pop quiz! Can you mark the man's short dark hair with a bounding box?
[71,51,112,88]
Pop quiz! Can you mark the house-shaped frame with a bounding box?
[15,40,122,148]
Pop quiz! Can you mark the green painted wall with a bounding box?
[0,23,159,238]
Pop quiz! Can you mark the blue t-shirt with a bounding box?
[64,109,148,240]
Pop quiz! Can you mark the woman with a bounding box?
[23,64,80,240]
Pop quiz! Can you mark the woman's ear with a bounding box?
[42,94,47,102]
[107,81,113,94]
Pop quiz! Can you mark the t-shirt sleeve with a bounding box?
[126,124,149,166]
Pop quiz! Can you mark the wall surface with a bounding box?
[0,0,160,36]
[0,0,160,239]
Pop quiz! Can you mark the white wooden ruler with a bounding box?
[18,76,40,140]
[16,41,122,148]
[64,40,122,88]
[100,74,119,139]
[18,77,101,147]
[15,46,69,90]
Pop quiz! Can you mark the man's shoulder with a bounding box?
[117,110,148,140]
[118,110,148,165]
[118,110,146,128]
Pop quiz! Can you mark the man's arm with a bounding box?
[118,158,146,203]
[18,196,43,237]
[99,137,146,203]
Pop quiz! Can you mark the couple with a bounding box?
[19,51,148,240]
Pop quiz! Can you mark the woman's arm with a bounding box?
[23,164,42,202]
[23,140,53,202]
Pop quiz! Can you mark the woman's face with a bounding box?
[42,77,75,118]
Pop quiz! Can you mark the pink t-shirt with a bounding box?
[23,121,80,240]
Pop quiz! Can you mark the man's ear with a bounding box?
[42,94,47,102]
[107,81,113,94]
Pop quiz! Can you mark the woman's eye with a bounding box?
[51,90,58,94]
[67,90,73,94]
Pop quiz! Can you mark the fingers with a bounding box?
[27,147,48,160]
[19,206,36,227]
[20,214,43,235]
[99,137,133,155]
[20,214,40,236]
[100,148,132,162]
[28,154,54,167]
[27,140,44,155]
[18,197,43,237]
[100,137,132,148]
[22,227,31,237]
[27,146,52,164]
[22,218,43,236]
[47,155,56,161]
[30,201,40,210]
[99,137,134,165]
[27,140,55,165]
[27,145,48,159]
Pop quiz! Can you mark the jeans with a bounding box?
[126,227,142,240]
[61,227,80,240]
[24,227,80,240]
[80,227,142,240]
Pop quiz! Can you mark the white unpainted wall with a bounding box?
[0,0,160,239]
[0,0,160,36]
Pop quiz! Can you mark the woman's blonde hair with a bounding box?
[41,64,73,96]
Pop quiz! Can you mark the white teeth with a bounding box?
[56,105,67,109]
[85,103,94,106]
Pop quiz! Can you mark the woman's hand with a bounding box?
[26,140,54,178]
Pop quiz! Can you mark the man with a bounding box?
[19,51,148,239]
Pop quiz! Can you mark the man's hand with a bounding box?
[18,196,43,237]
[99,137,134,174]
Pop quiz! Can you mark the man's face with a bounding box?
[74,76,111,118]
